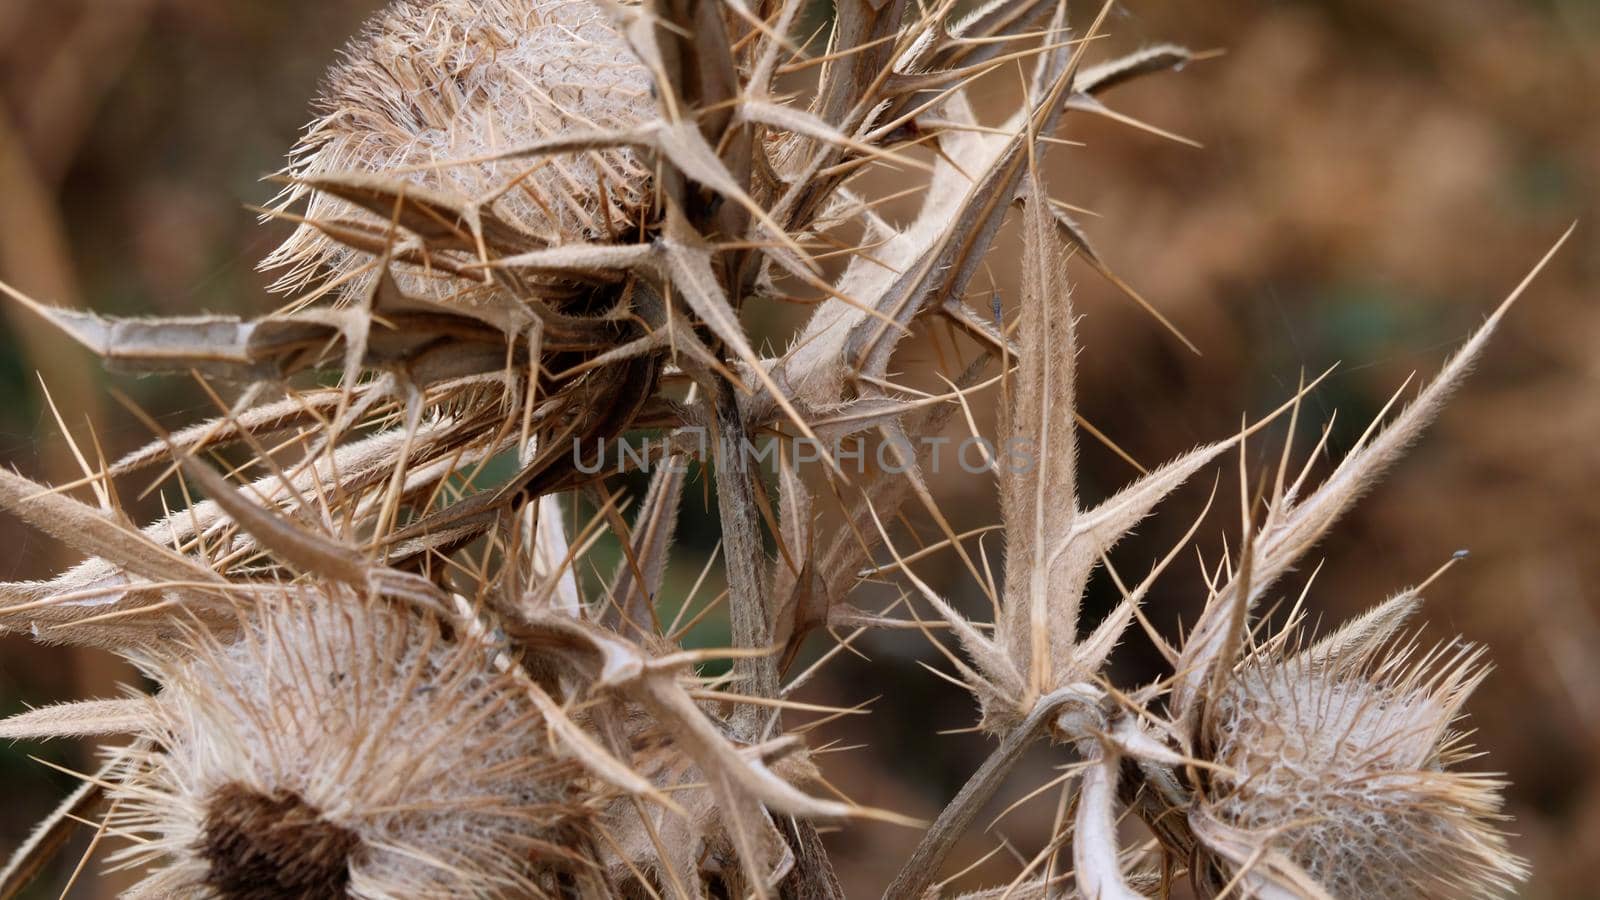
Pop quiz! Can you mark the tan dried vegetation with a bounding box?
[0,0,1572,897]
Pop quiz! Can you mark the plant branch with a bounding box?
[885,688,1090,899]
[711,379,780,736]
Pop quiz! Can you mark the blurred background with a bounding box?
[0,0,1593,896]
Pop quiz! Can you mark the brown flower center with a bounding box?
[200,781,360,899]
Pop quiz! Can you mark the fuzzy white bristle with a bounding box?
[106,590,588,898]
[1199,641,1526,898]
[263,0,653,301]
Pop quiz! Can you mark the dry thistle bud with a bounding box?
[107,590,591,898]
[265,0,653,300]
[1187,603,1528,898]
[0,0,1571,895]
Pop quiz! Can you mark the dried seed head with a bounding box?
[1193,625,1526,898]
[109,590,590,898]
[264,0,653,299]
[199,783,360,900]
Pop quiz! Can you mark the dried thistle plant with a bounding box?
[112,591,593,899]
[1188,596,1521,899]
[0,0,1572,897]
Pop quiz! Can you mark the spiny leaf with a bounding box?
[177,455,448,613]
[284,172,541,254]
[0,466,222,588]
[1073,44,1195,96]
[0,698,150,740]
[1172,223,1573,730]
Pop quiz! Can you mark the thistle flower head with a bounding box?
[0,0,1570,895]
[107,589,591,898]
[1189,602,1527,898]
[264,0,653,299]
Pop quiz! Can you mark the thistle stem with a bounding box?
[884,694,1074,900]
[711,380,780,735]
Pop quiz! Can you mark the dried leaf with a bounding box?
[0,698,150,740]
[1172,225,1573,731]
[0,466,222,588]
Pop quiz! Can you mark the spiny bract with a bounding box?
[108,591,590,899]
[1192,604,1526,898]
[0,0,1562,897]
[266,0,654,302]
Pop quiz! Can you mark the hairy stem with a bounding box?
[779,817,846,900]
[711,381,779,733]
[884,695,1074,899]
[714,378,850,897]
